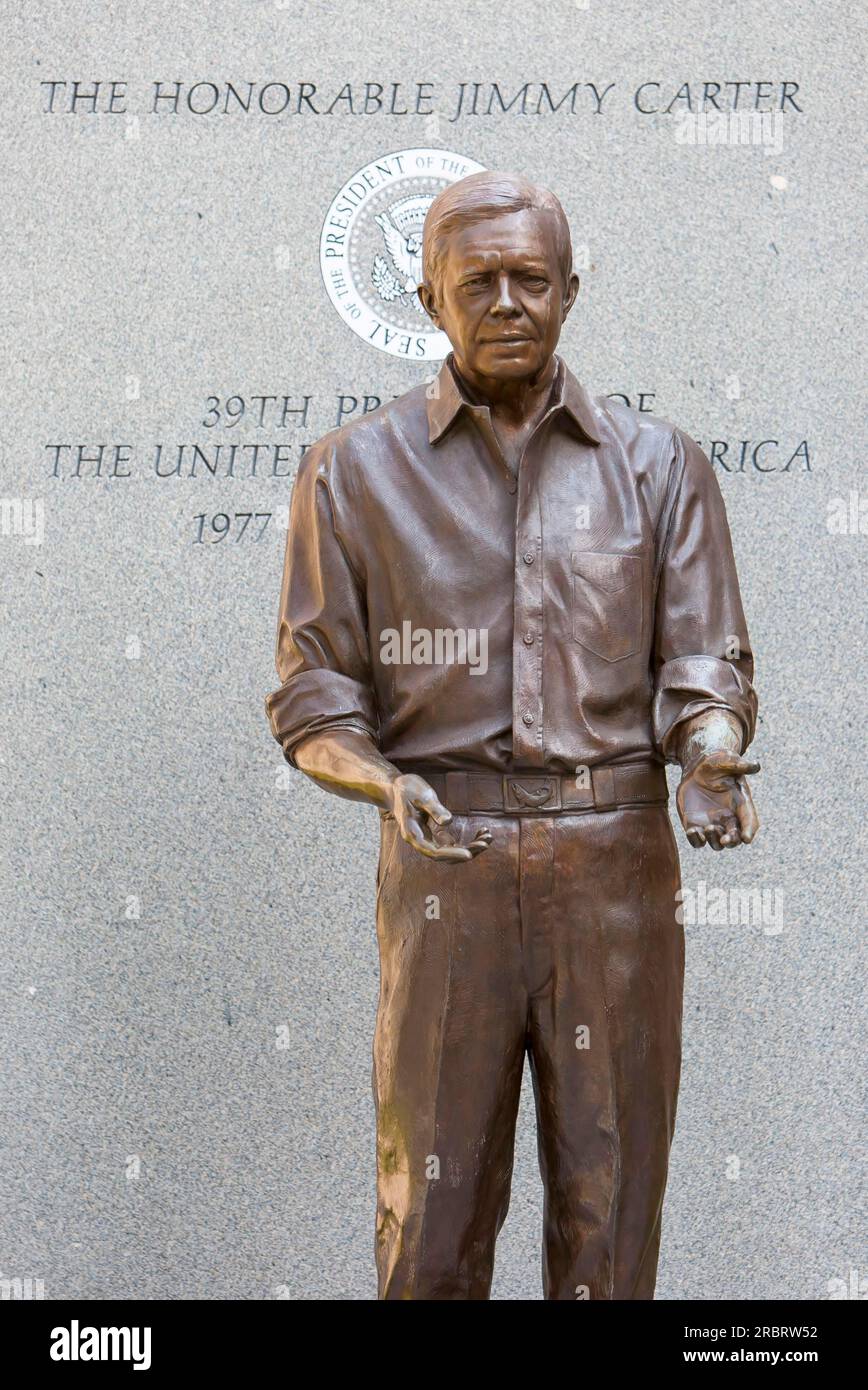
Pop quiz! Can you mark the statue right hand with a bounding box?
[385,774,492,862]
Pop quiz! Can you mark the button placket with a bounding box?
[466,399,560,768]
[513,446,545,767]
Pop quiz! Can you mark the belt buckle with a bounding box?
[503,774,562,813]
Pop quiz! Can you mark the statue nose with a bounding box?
[492,275,518,312]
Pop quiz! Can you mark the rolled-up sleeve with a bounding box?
[265,439,378,765]
[652,428,758,759]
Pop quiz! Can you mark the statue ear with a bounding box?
[563,270,581,319]
[418,283,440,325]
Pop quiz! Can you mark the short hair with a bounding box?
[422,170,574,297]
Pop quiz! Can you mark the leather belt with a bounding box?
[411,761,668,816]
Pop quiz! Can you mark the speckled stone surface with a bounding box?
[1,1,864,1300]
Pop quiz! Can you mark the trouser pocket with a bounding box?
[375,817,401,897]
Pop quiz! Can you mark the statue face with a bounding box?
[420,207,578,382]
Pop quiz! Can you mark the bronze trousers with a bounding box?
[372,802,685,1300]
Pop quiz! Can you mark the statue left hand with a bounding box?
[676,750,761,850]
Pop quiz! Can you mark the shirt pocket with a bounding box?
[570,551,644,662]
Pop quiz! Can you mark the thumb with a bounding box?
[723,755,761,777]
[700,750,760,777]
[412,787,453,825]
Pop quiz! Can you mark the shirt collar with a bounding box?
[426,351,601,447]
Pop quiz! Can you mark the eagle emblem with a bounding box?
[371,194,432,310]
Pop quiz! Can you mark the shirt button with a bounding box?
[522,550,535,565]
[521,711,535,726]
[523,632,535,645]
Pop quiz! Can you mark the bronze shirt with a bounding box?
[265,353,757,773]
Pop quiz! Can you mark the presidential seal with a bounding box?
[320,147,485,360]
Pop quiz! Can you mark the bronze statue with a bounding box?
[265,170,760,1300]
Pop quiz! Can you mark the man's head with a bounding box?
[418,170,579,383]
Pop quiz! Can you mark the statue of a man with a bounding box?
[266,170,760,1300]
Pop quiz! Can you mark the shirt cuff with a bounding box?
[653,655,758,761]
[265,670,379,767]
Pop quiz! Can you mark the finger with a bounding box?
[401,814,485,862]
[427,827,495,860]
[465,828,493,857]
[734,779,760,843]
[404,822,473,861]
[705,825,724,851]
[718,815,741,849]
[419,844,476,861]
[401,815,443,856]
[686,826,707,848]
[436,828,494,861]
